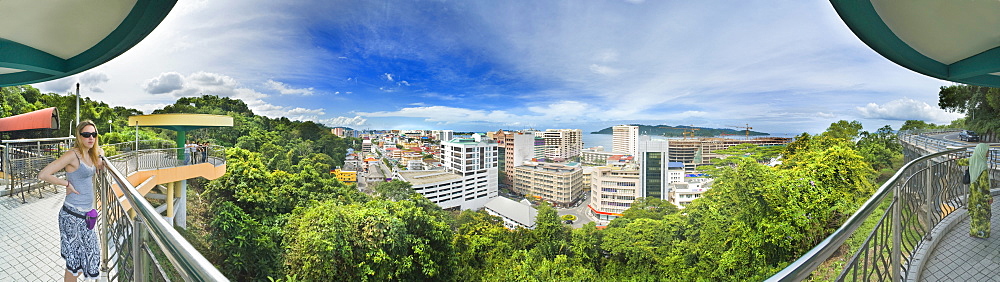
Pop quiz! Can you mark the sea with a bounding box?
[581,132,803,150]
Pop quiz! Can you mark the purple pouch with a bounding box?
[85,209,98,230]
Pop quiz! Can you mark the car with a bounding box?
[959,130,980,142]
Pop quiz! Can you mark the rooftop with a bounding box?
[483,197,537,228]
[396,170,463,186]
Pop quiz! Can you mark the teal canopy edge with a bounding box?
[831,0,1000,87]
[0,0,177,87]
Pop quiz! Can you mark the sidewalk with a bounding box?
[0,185,69,280]
[920,196,1000,281]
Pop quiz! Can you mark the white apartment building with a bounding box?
[398,134,498,210]
[512,162,583,207]
[483,197,538,229]
[535,129,583,162]
[669,178,713,208]
[588,163,641,222]
[612,125,639,156]
[431,130,454,142]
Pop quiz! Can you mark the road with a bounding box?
[556,194,596,228]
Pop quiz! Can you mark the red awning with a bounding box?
[0,107,59,132]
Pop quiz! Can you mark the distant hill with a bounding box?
[591,124,768,137]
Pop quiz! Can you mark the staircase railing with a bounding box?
[96,147,228,281]
[769,137,998,281]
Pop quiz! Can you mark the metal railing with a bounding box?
[2,137,75,202]
[97,154,228,281]
[768,134,999,281]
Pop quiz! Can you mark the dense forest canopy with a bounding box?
[1,85,919,281]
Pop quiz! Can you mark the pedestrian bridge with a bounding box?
[1,137,228,281]
[770,130,1000,281]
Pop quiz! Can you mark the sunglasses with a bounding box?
[80,132,99,138]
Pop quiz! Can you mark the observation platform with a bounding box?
[919,196,1000,281]
[0,144,226,280]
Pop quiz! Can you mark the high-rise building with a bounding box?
[535,129,583,162]
[361,139,372,154]
[512,162,584,206]
[588,163,641,222]
[434,130,454,142]
[666,137,793,172]
[417,134,498,209]
[612,125,639,156]
[637,136,670,200]
[491,130,536,186]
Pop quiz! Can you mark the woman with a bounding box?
[38,120,105,281]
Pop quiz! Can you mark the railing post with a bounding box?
[925,160,934,240]
[892,182,902,281]
[133,218,145,281]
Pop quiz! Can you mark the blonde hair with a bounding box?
[74,120,101,166]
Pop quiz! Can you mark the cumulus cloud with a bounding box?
[264,79,315,95]
[138,71,335,123]
[384,73,394,81]
[857,98,963,123]
[143,72,185,94]
[323,116,368,127]
[80,72,110,92]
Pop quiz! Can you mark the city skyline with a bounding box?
[32,0,961,134]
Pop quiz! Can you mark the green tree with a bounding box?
[372,180,416,201]
[207,201,283,281]
[822,120,863,141]
[284,199,455,281]
[938,85,1000,141]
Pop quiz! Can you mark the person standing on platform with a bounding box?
[201,141,210,164]
[184,140,195,165]
[969,143,992,238]
[38,120,105,281]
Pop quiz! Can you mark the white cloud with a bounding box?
[137,71,332,122]
[264,79,315,95]
[358,106,516,123]
[384,73,394,81]
[589,64,622,76]
[857,98,963,123]
[323,116,368,127]
[527,101,592,117]
[143,72,185,94]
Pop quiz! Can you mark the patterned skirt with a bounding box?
[58,204,100,279]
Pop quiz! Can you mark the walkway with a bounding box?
[0,152,222,280]
[921,195,1000,281]
[0,185,69,280]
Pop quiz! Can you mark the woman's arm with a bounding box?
[38,151,77,193]
[97,147,106,169]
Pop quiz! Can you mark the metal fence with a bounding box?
[98,153,228,281]
[1,137,227,280]
[1,137,75,202]
[768,133,999,281]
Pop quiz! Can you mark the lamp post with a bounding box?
[75,83,80,129]
[108,120,112,133]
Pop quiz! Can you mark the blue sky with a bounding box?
[34,0,961,134]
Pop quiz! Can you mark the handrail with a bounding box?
[768,141,997,281]
[101,154,229,281]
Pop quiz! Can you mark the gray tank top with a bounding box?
[64,151,95,210]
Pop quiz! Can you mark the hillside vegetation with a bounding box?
[1,86,911,281]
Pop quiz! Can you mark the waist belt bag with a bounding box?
[64,205,99,230]
[85,209,98,230]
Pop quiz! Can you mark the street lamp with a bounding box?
[108,120,112,133]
